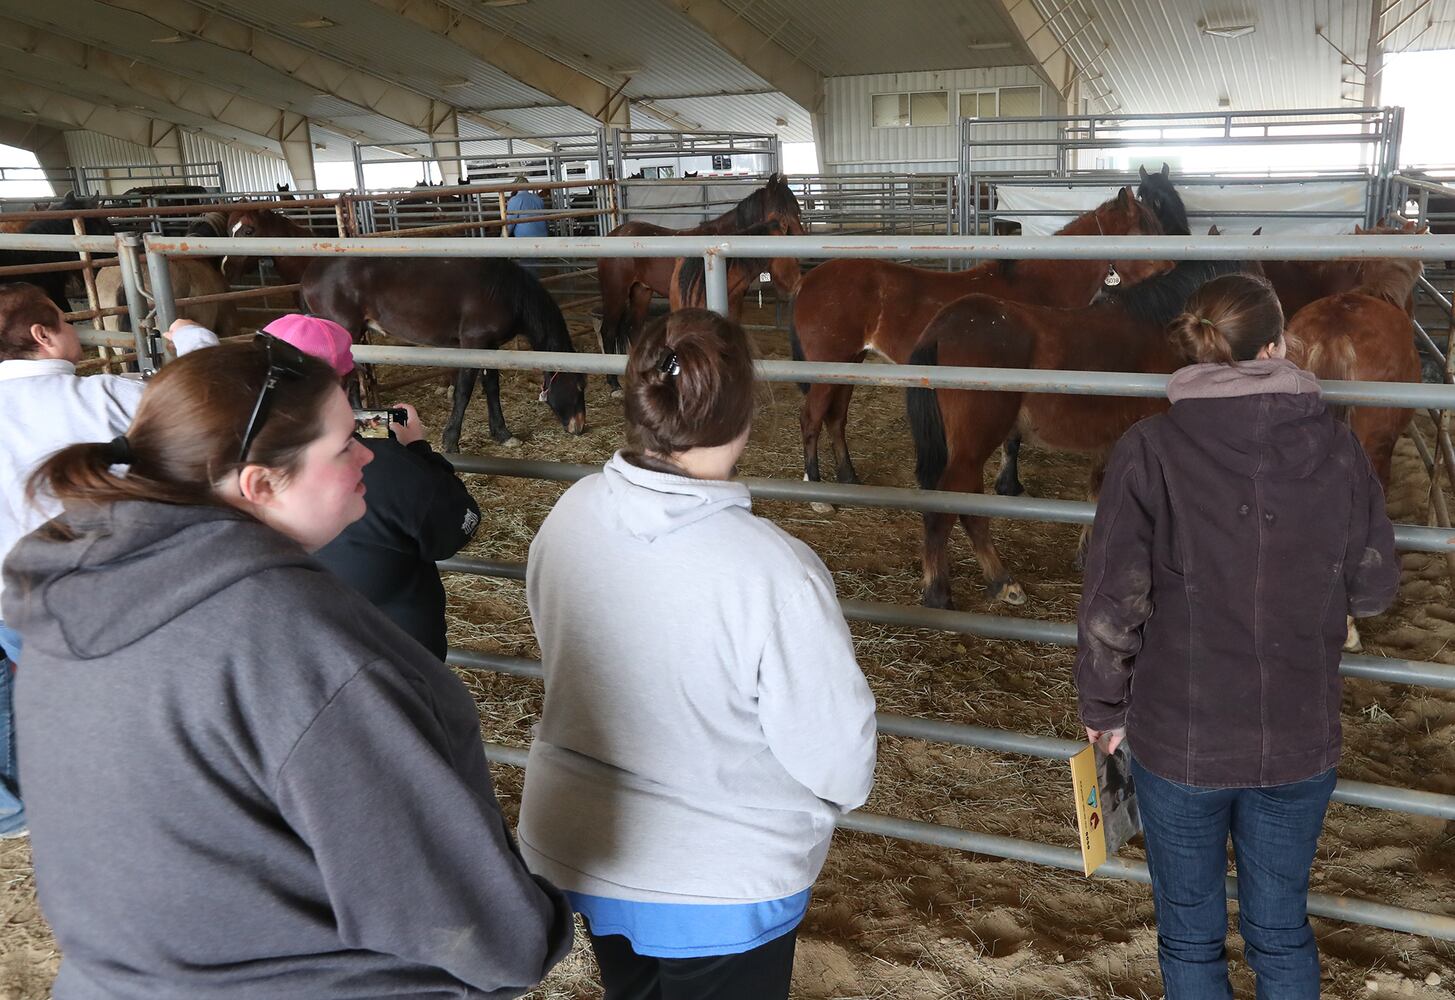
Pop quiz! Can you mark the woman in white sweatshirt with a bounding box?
[519,308,877,999]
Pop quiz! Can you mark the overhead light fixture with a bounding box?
[481,0,530,7]
[774,116,788,127]
[1200,20,1256,39]
[294,17,336,29]
[967,41,1012,50]
[442,79,474,90]
[152,33,187,43]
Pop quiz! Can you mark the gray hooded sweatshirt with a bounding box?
[5,501,572,999]
[518,454,877,904]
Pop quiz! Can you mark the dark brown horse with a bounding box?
[669,219,802,314]
[223,207,316,285]
[302,257,587,453]
[597,173,803,392]
[906,256,1244,610]
[790,187,1169,487]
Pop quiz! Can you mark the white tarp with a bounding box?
[991,181,1369,236]
[621,182,757,230]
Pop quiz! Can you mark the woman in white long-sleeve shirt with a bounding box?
[0,283,216,839]
[519,308,877,1000]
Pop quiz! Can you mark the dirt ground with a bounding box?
[2,290,1454,999]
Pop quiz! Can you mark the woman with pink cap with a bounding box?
[263,314,482,660]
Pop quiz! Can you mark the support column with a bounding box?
[278,113,317,191]
[430,108,461,184]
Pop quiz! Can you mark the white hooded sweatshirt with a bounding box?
[518,453,877,904]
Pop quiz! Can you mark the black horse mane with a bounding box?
[1136,169,1191,237]
[487,260,574,354]
[675,219,785,306]
[1101,258,1252,329]
[731,172,799,229]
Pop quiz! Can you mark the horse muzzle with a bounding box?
[566,412,587,435]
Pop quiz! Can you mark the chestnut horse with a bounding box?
[1285,252,1425,490]
[301,257,587,453]
[669,219,802,314]
[906,256,1246,610]
[597,173,803,391]
[790,187,1169,487]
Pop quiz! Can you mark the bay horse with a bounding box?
[0,195,115,312]
[669,219,802,314]
[97,258,235,338]
[223,207,316,286]
[906,256,1248,609]
[301,257,587,453]
[597,173,802,391]
[790,187,1170,487]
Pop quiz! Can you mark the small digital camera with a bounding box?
[353,407,408,439]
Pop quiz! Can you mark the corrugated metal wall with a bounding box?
[61,130,292,194]
[822,65,1051,173]
[182,133,292,193]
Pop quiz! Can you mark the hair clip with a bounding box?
[1199,317,1215,328]
[657,352,681,376]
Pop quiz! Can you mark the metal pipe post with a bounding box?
[704,250,730,315]
[144,244,178,342]
[114,234,154,372]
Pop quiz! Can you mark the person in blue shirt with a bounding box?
[506,177,550,238]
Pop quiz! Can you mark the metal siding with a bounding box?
[823,65,1047,172]
[63,132,155,195]
[181,133,292,193]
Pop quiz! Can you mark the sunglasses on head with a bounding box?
[237,333,313,465]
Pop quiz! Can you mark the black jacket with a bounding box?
[1076,360,1399,788]
[315,437,480,659]
[6,501,571,999]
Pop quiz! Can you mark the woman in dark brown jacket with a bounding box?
[1074,273,1399,1000]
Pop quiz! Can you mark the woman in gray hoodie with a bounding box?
[7,336,572,999]
[519,308,878,999]
[1075,273,1399,1000]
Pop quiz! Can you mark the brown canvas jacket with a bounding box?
[1075,359,1399,787]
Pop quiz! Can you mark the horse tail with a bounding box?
[675,255,706,308]
[1305,333,1357,425]
[788,297,810,395]
[906,338,948,490]
[507,260,575,354]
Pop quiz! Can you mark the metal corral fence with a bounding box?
[128,229,1455,941]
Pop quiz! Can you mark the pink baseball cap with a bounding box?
[262,314,355,376]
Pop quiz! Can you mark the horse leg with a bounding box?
[824,384,861,485]
[799,383,835,484]
[616,284,653,397]
[442,367,478,453]
[920,509,958,609]
[1075,453,1111,571]
[481,367,520,447]
[994,431,1026,496]
[942,459,1023,606]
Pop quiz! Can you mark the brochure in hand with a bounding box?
[1069,740,1141,875]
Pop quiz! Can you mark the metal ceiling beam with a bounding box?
[988,0,1084,110]
[95,0,543,150]
[370,0,631,126]
[0,77,184,153]
[0,115,73,184]
[665,0,823,114]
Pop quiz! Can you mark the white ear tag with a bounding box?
[759,271,771,283]
[538,389,549,402]
[1103,266,1122,287]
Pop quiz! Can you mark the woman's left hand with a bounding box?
[1085,726,1126,754]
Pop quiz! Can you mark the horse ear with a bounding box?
[1354,224,1366,234]
[1252,227,1262,236]
[1138,165,1149,181]
[1161,162,1170,178]
[1207,224,1220,236]
[1116,186,1133,211]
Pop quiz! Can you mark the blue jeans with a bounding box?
[1132,756,1336,1000]
[0,622,22,835]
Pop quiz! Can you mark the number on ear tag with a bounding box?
[759,271,772,283]
[1103,266,1122,287]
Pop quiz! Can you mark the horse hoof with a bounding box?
[994,581,1027,606]
[1344,619,1364,653]
[810,501,836,515]
[995,481,1025,498]
[503,436,523,449]
[921,589,952,610]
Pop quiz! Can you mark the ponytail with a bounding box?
[1170,273,1284,365]
[622,308,756,466]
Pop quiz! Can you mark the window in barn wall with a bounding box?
[959,85,1043,119]
[872,93,910,128]
[960,90,997,119]
[871,91,949,127]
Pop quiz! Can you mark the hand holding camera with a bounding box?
[353,403,425,446]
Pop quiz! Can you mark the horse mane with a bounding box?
[675,219,786,305]
[186,212,229,238]
[1102,258,1253,329]
[488,261,574,353]
[1352,256,1423,306]
[731,172,799,229]
[997,193,1161,276]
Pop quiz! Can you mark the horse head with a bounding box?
[1135,161,1189,237]
[539,369,587,435]
[1093,187,1175,289]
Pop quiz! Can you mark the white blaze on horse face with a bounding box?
[230,221,246,236]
